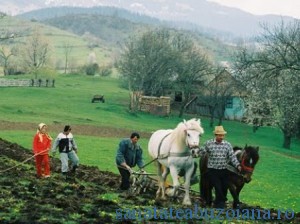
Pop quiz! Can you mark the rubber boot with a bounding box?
[62,172,68,180]
[71,165,78,173]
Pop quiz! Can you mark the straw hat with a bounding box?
[213,126,227,135]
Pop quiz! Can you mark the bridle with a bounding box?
[240,149,259,174]
[241,156,255,173]
[184,129,201,155]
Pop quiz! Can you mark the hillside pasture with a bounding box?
[0,16,114,76]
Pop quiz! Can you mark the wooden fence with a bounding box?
[0,79,55,87]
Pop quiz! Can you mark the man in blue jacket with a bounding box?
[116,132,144,191]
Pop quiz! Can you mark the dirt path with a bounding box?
[0,120,152,138]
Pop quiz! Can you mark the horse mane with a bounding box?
[234,145,260,164]
[245,145,260,163]
[170,118,204,144]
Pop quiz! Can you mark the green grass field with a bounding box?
[0,74,299,212]
[0,16,113,77]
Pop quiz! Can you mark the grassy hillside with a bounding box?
[43,14,153,46]
[1,10,237,75]
[0,15,114,75]
[0,74,299,212]
[38,13,235,64]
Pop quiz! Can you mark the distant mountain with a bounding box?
[42,13,155,46]
[1,0,297,37]
[17,6,163,26]
[20,10,233,63]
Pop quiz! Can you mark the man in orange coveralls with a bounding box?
[32,123,52,178]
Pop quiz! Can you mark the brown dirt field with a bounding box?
[0,120,152,138]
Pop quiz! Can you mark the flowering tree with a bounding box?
[234,20,300,149]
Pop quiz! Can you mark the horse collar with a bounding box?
[169,151,191,157]
[240,150,254,173]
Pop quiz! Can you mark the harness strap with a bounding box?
[226,164,242,176]
[157,154,169,159]
[169,151,191,157]
[239,149,254,173]
[157,132,171,159]
[241,158,254,172]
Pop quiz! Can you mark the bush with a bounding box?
[99,65,112,77]
[85,63,99,76]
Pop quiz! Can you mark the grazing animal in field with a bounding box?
[199,145,259,208]
[148,118,204,205]
[91,95,105,103]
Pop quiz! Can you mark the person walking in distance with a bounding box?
[32,123,52,178]
[51,125,79,180]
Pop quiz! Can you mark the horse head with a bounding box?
[182,118,204,157]
[239,145,260,183]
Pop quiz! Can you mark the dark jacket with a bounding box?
[116,138,144,168]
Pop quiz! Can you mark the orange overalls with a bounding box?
[33,133,52,177]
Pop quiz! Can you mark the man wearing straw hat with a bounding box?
[200,126,241,208]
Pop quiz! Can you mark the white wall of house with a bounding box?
[224,96,245,120]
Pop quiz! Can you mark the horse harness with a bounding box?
[157,132,193,159]
[140,132,192,169]
[227,149,254,176]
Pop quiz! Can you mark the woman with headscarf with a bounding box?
[32,123,52,178]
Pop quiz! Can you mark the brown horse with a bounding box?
[199,145,259,208]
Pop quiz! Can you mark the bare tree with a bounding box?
[118,28,176,96]
[62,42,73,74]
[117,28,213,115]
[175,44,212,118]
[197,68,242,127]
[0,46,14,75]
[234,20,300,149]
[21,28,52,77]
[117,28,177,112]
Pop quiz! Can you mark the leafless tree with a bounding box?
[118,28,213,116]
[21,28,52,77]
[0,46,14,75]
[174,44,212,118]
[62,42,73,74]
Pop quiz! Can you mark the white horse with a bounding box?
[148,118,204,205]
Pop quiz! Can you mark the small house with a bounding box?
[186,69,248,121]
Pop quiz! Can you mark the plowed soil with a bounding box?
[0,120,299,223]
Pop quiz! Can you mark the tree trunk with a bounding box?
[178,107,184,118]
[282,131,291,149]
[209,116,214,128]
[178,96,191,118]
[209,106,215,128]
[178,104,185,118]
[218,117,223,126]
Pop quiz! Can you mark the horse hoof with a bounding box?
[161,196,167,201]
[183,200,192,206]
[233,203,240,209]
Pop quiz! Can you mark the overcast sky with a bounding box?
[207,0,300,19]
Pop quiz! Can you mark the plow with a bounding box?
[128,170,200,197]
